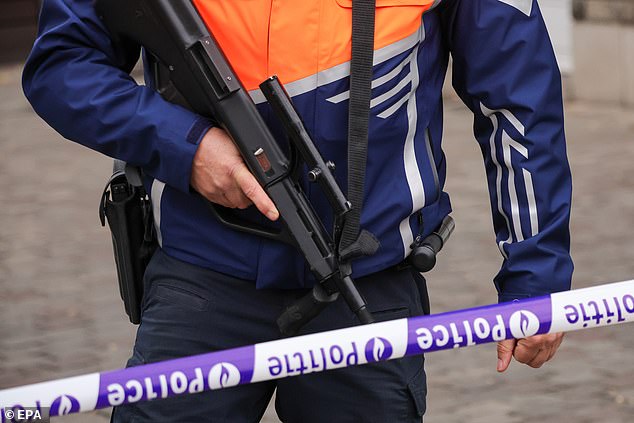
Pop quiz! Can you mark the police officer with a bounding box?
[23,0,572,421]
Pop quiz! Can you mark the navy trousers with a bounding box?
[111,249,429,422]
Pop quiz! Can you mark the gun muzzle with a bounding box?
[277,284,339,336]
[277,274,374,336]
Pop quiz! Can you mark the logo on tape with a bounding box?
[50,394,81,415]
[208,362,241,389]
[364,337,393,363]
[509,310,540,338]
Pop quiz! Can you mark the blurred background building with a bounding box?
[0,0,40,63]
[571,0,634,106]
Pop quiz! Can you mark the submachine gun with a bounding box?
[96,0,452,335]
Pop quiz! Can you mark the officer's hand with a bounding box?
[191,127,279,221]
[496,333,564,372]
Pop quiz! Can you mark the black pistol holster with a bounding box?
[99,160,157,324]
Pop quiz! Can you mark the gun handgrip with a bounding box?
[277,285,339,336]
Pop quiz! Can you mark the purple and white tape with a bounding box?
[1,280,633,418]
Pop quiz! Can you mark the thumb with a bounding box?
[497,339,516,373]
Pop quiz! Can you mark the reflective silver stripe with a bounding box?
[249,28,424,103]
[370,73,412,108]
[481,103,539,253]
[429,0,444,11]
[375,35,422,119]
[377,91,411,119]
[499,109,525,136]
[249,90,266,104]
[496,0,533,17]
[151,179,166,247]
[502,130,525,242]
[480,103,512,258]
[327,89,352,104]
[327,50,414,104]
[370,52,413,90]
[481,105,526,136]
[398,41,425,259]
[523,168,539,236]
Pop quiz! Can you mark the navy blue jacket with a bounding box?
[23,0,573,302]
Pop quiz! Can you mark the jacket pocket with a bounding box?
[371,305,411,322]
[153,283,210,312]
[407,360,427,417]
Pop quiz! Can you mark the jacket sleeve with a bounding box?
[22,0,212,193]
[440,0,574,302]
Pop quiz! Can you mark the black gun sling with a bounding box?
[339,0,379,263]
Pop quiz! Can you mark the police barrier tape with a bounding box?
[1,280,633,419]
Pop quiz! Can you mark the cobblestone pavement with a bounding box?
[1,63,633,422]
